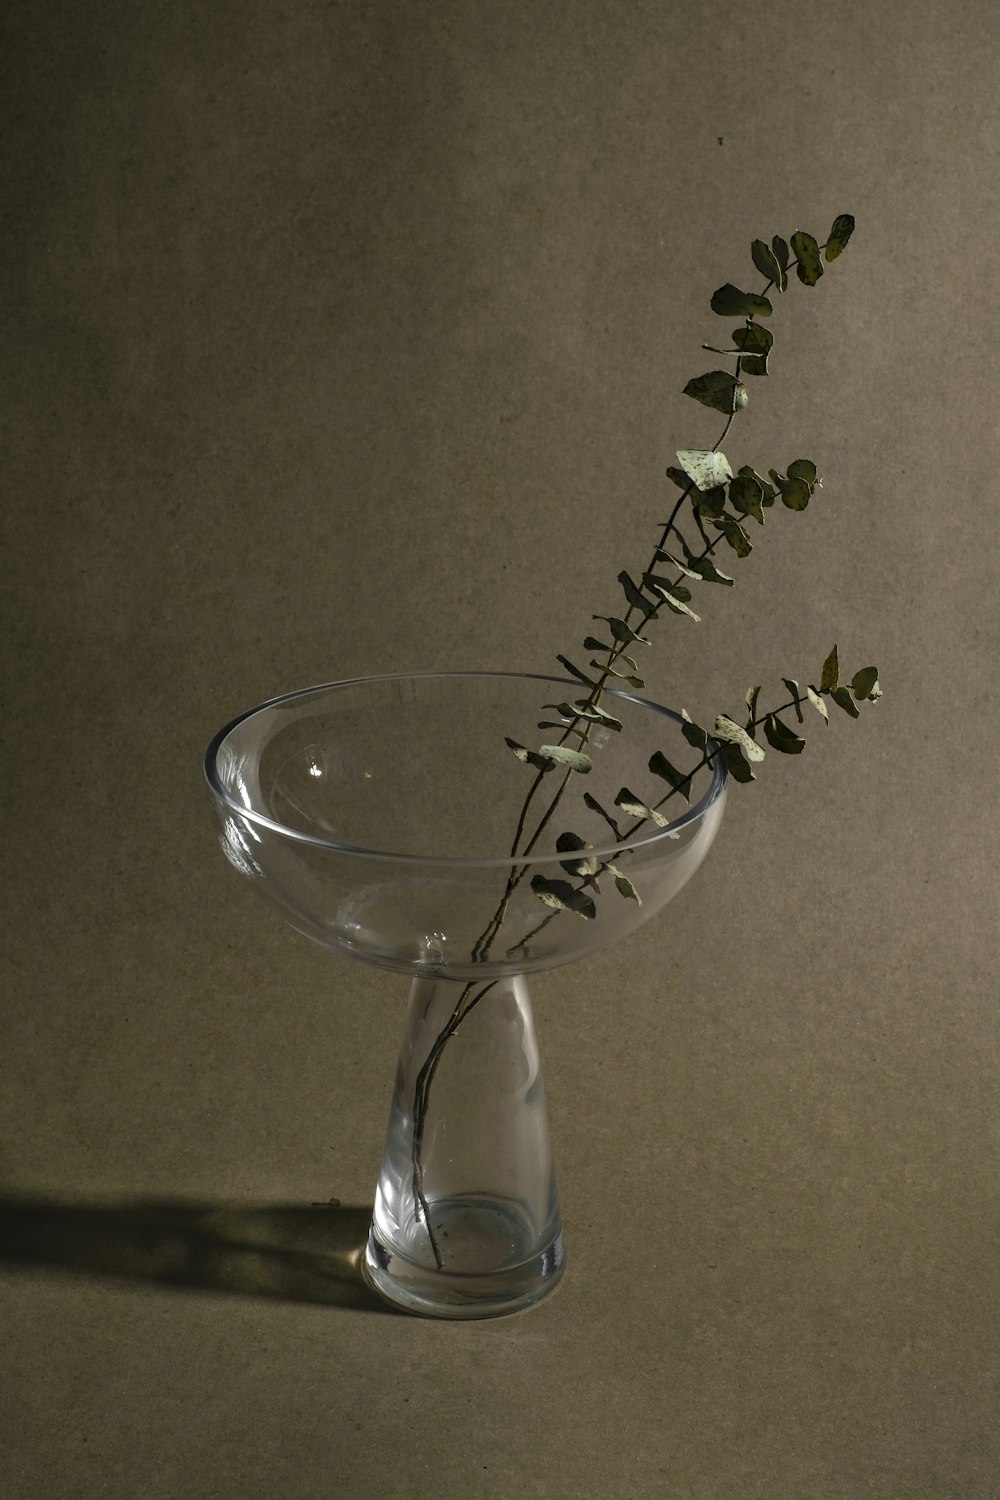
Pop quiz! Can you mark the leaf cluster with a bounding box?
[529,647,880,923]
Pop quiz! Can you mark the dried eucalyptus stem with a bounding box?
[411,215,881,1268]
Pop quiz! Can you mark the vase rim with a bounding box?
[204,669,728,868]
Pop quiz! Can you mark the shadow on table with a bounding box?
[0,1192,394,1313]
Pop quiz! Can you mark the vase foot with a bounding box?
[362,1194,565,1319]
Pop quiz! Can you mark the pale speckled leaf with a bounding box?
[506,737,556,771]
[593,660,644,689]
[805,685,829,722]
[647,580,701,622]
[654,550,702,582]
[572,700,623,732]
[676,449,734,492]
[713,714,766,762]
[530,875,596,920]
[539,744,593,773]
[614,787,670,829]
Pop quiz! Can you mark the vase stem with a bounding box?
[364,971,564,1318]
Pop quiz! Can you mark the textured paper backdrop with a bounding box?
[3,2,999,1496]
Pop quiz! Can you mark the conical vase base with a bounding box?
[363,1195,565,1319]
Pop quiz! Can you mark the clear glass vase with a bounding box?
[205,671,727,1318]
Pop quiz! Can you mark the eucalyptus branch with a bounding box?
[411,212,874,1266]
[504,649,882,954]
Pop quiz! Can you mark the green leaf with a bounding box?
[572,700,623,732]
[731,322,773,376]
[680,708,708,752]
[763,713,805,754]
[851,666,881,701]
[820,644,840,693]
[531,875,597,920]
[682,552,734,587]
[583,635,611,653]
[741,465,778,507]
[542,700,621,732]
[592,660,645,690]
[505,737,555,772]
[556,654,599,689]
[782,678,804,723]
[790,230,824,286]
[751,238,784,286]
[744,684,761,727]
[602,861,642,904]
[710,283,774,318]
[693,484,727,521]
[654,579,691,602]
[765,469,809,511]
[614,787,671,829]
[787,458,818,486]
[683,370,748,415]
[653,549,702,582]
[646,579,701,621]
[805,685,829,722]
[583,791,623,838]
[771,236,790,290]
[713,714,766,762]
[732,323,774,356]
[593,615,650,647]
[715,514,753,557]
[555,831,599,877]
[676,449,734,492]
[618,569,657,616]
[648,750,693,801]
[665,465,693,491]
[830,686,861,719]
[722,741,757,783]
[825,213,855,261]
[539,744,594,773]
[729,471,765,523]
[611,872,642,904]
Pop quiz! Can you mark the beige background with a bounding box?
[3,2,999,1496]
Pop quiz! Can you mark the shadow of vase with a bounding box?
[0,1191,393,1313]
